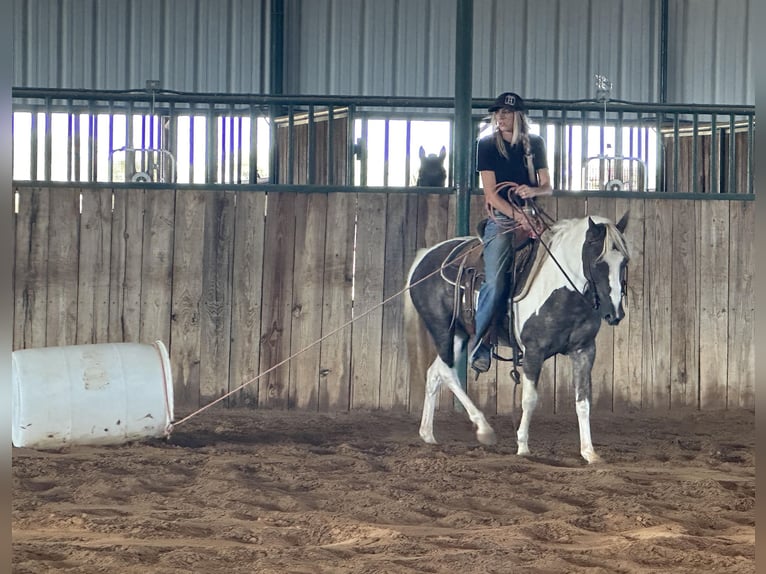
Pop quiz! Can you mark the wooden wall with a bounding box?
[12,186,754,415]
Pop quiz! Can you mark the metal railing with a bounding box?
[12,88,755,196]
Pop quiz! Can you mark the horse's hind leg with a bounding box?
[419,338,496,446]
[571,345,602,464]
[418,358,443,444]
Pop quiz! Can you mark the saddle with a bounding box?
[439,222,547,346]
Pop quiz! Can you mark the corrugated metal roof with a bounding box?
[13,0,753,105]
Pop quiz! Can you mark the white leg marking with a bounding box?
[516,373,538,456]
[575,398,602,464]
[418,359,442,444]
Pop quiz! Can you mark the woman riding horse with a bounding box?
[470,91,553,374]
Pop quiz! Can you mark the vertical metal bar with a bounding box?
[672,112,679,192]
[107,102,114,182]
[581,110,588,190]
[655,112,663,191]
[67,104,74,181]
[383,118,390,187]
[220,112,227,183]
[269,105,278,184]
[307,105,315,184]
[359,115,368,186]
[728,113,736,194]
[557,110,567,189]
[44,99,52,181]
[287,104,295,185]
[326,106,334,185]
[126,101,134,180]
[228,109,235,184]
[168,102,177,183]
[692,112,699,194]
[141,113,148,174]
[236,116,243,184]
[345,104,355,185]
[89,104,97,182]
[188,111,195,183]
[566,123,573,190]
[747,114,754,195]
[405,120,412,186]
[249,106,258,184]
[711,113,718,193]
[615,111,623,185]
[30,109,38,181]
[454,0,473,237]
[660,0,669,104]
[206,106,217,184]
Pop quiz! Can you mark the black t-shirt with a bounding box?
[476,133,548,203]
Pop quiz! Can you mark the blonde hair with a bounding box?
[492,110,532,160]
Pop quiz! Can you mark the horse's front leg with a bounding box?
[515,367,539,457]
[571,345,602,464]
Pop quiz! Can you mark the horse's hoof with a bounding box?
[476,428,497,446]
[419,433,438,445]
[583,452,604,464]
[516,448,531,457]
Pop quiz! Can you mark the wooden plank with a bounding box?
[318,192,355,411]
[109,189,145,343]
[380,192,418,411]
[670,199,700,408]
[45,188,80,347]
[76,189,112,345]
[13,187,49,350]
[289,192,328,410]
[259,191,296,408]
[169,190,206,411]
[199,190,236,405]
[404,193,430,415]
[642,199,673,409]
[586,196,616,411]
[229,191,267,407]
[728,200,754,408]
[553,196,586,414]
[351,192,387,409]
[698,201,729,409]
[139,189,175,345]
[613,197,645,412]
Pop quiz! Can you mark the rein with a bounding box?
[512,194,600,311]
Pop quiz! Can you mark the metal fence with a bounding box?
[12,88,755,196]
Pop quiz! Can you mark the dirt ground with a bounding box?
[13,406,754,574]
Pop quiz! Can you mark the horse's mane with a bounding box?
[547,216,630,261]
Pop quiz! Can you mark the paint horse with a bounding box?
[406,212,630,463]
[416,146,447,186]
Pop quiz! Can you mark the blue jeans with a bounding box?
[473,213,516,352]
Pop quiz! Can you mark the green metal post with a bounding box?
[455,0,473,237]
[454,0,474,403]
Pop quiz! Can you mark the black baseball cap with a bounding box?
[488,92,525,112]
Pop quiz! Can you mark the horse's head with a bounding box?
[416,146,447,186]
[582,211,630,326]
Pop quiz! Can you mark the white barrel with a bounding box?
[12,341,174,448]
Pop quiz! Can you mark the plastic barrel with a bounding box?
[11,341,174,448]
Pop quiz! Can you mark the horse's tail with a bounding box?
[404,250,436,413]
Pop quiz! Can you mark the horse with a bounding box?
[416,146,447,186]
[405,211,630,464]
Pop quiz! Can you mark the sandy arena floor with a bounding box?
[12,407,754,573]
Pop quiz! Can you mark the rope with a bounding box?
[167,237,488,435]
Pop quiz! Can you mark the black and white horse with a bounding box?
[416,146,447,186]
[405,212,630,463]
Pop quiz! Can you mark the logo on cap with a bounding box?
[504,94,516,107]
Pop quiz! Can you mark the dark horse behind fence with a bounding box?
[416,146,447,186]
[405,212,630,463]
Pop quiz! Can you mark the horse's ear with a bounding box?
[419,146,426,160]
[439,146,446,160]
[616,210,629,234]
[587,217,598,233]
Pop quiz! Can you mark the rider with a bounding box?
[469,91,553,374]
